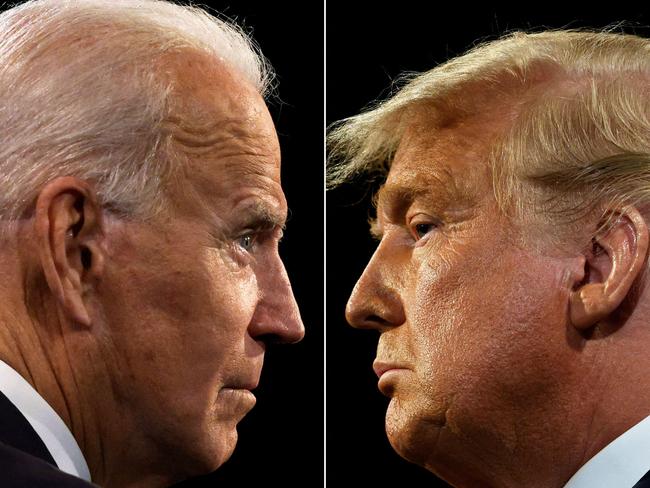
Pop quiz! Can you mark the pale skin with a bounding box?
[0,52,304,487]
[346,105,650,488]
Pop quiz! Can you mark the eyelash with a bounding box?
[413,223,435,239]
[237,232,257,252]
[235,228,282,253]
[408,219,439,244]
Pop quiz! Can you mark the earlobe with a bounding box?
[569,206,649,330]
[34,177,104,328]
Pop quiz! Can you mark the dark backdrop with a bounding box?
[0,1,323,487]
[174,2,324,487]
[326,5,650,488]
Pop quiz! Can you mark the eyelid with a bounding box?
[236,226,284,250]
[407,212,440,243]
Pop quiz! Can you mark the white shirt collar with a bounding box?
[564,414,650,488]
[0,359,91,482]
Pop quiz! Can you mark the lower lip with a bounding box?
[377,368,410,396]
[218,388,257,412]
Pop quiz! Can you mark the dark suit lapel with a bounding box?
[0,389,56,466]
[633,470,650,488]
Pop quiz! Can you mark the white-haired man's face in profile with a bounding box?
[0,1,306,487]
[60,54,304,480]
[4,53,303,488]
[0,0,304,487]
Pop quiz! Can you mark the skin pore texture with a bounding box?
[0,52,304,488]
[345,103,650,488]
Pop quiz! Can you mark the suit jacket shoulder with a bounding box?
[0,440,96,488]
[0,390,96,487]
[634,471,650,488]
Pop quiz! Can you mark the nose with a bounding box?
[248,255,305,344]
[345,246,406,331]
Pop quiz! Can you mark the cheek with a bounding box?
[410,245,575,436]
[104,244,260,393]
[148,247,259,371]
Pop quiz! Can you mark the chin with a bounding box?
[178,423,239,478]
[204,427,239,473]
[385,396,447,468]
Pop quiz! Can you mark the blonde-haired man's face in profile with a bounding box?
[345,106,604,487]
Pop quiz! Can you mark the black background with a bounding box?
[174,2,324,487]
[326,4,650,488]
[0,1,324,487]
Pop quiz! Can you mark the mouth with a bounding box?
[224,370,261,392]
[226,380,259,391]
[217,387,257,413]
[216,375,261,414]
[373,360,411,397]
[373,360,410,378]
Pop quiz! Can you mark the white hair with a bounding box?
[0,0,274,230]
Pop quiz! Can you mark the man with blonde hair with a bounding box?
[0,0,305,487]
[329,29,650,488]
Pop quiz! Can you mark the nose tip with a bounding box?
[248,294,305,344]
[248,260,305,344]
[345,286,366,328]
[275,272,305,344]
[345,263,406,330]
[283,306,305,344]
[346,285,387,330]
[274,283,305,344]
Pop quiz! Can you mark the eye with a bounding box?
[414,223,434,239]
[408,219,438,243]
[238,234,255,251]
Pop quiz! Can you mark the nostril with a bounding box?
[346,298,406,330]
[366,314,389,325]
[254,332,282,346]
[256,329,303,346]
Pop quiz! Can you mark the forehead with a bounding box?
[163,52,285,221]
[379,105,501,208]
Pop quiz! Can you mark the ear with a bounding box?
[569,206,649,329]
[34,176,105,327]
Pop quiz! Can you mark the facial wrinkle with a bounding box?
[163,116,266,154]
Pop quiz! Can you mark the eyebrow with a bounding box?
[236,201,287,232]
[369,185,429,240]
[376,185,430,210]
[370,168,474,238]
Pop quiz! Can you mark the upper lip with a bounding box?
[225,376,260,391]
[372,360,410,379]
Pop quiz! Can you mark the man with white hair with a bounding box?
[329,30,650,488]
[0,0,305,487]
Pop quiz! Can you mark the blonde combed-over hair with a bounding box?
[327,29,650,248]
[0,0,273,232]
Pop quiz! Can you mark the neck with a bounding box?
[0,294,181,487]
[0,228,185,487]
[0,283,97,471]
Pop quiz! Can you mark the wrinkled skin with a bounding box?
[345,107,650,488]
[87,55,305,484]
[0,53,304,488]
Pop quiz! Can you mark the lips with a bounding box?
[373,360,410,379]
[220,373,261,401]
[226,380,259,391]
[217,375,260,416]
[373,360,411,397]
